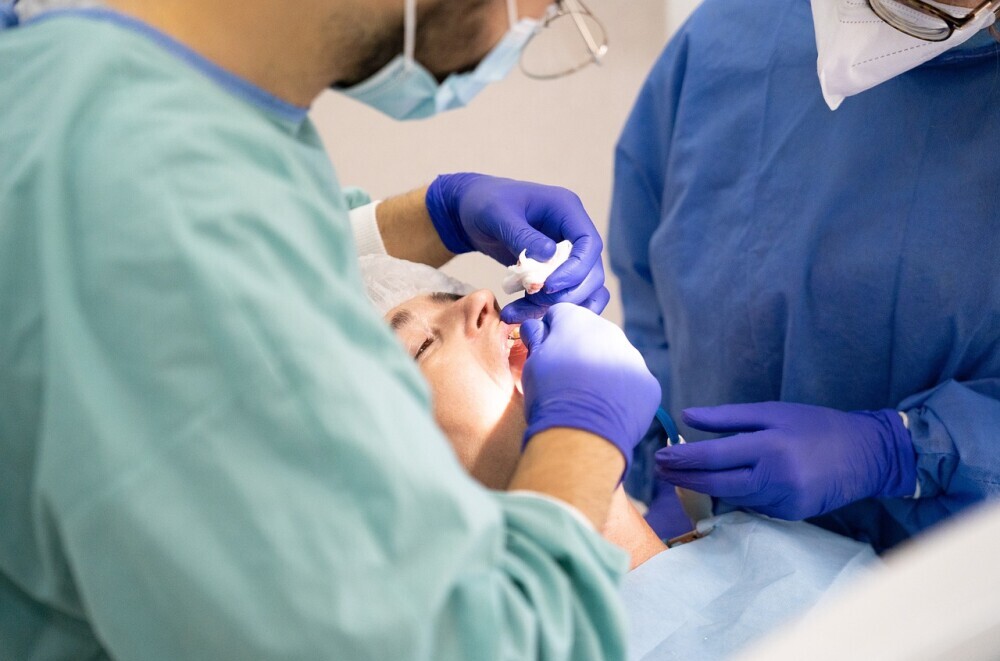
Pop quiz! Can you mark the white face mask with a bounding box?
[339,0,541,121]
[811,0,996,110]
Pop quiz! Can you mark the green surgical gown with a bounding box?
[0,10,628,660]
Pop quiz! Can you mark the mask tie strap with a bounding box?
[403,0,417,71]
[506,0,518,28]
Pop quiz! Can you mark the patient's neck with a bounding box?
[601,487,667,569]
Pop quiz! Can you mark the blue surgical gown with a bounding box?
[610,0,1000,551]
[0,10,629,659]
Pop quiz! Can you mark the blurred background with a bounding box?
[311,0,701,325]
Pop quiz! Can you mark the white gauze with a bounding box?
[502,240,573,295]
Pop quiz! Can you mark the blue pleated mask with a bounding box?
[339,0,540,121]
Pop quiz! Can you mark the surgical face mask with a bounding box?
[339,0,541,121]
[811,0,997,110]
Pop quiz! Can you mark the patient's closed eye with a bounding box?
[415,336,434,360]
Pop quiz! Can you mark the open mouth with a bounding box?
[505,325,527,382]
[506,325,521,348]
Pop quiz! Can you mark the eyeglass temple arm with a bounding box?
[561,0,604,61]
[959,0,1000,26]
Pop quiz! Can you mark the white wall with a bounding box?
[666,0,701,39]
[311,0,701,324]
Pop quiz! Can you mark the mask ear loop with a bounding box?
[404,0,417,71]
[506,0,518,28]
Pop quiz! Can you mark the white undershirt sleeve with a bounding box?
[349,201,387,256]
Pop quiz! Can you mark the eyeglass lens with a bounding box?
[870,0,963,40]
[520,9,607,79]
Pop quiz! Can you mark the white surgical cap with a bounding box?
[359,255,475,316]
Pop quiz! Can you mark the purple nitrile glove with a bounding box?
[519,303,661,470]
[654,402,918,520]
[425,173,609,322]
[644,481,694,540]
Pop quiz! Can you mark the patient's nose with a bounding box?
[462,289,498,337]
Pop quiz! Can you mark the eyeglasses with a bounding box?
[520,0,608,80]
[867,0,1000,42]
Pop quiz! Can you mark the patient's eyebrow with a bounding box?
[389,292,463,332]
[429,292,463,304]
[390,309,414,331]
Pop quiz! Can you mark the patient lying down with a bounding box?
[361,255,879,661]
[383,286,668,564]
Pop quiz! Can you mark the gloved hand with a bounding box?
[644,481,694,540]
[519,303,661,468]
[654,402,918,520]
[426,173,608,322]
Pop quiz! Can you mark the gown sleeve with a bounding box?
[891,378,1000,529]
[342,185,373,210]
[37,120,629,660]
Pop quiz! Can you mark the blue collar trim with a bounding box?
[25,8,310,124]
[1,2,19,29]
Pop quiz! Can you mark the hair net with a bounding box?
[359,254,475,316]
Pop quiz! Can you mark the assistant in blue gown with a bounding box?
[610,0,1000,551]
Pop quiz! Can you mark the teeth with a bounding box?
[506,326,521,349]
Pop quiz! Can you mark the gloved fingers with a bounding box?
[579,286,611,315]
[543,233,602,293]
[500,298,547,323]
[539,301,589,323]
[654,435,763,471]
[502,221,557,263]
[520,287,611,316]
[643,486,693,540]
[529,187,601,244]
[518,317,548,353]
[654,466,758,499]
[719,492,785,513]
[682,402,787,433]
[518,302,660,461]
[499,263,607,322]
[522,260,605,307]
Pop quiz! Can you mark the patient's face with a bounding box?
[387,290,528,489]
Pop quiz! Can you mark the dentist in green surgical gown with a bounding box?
[0,0,662,658]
